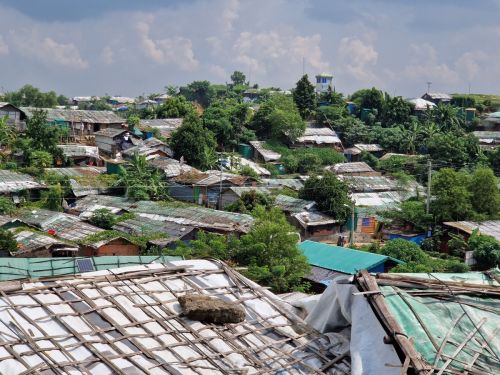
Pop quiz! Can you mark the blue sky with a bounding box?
[0,0,498,97]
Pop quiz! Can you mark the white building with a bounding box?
[315,73,333,93]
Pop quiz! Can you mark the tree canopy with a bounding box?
[292,74,316,119]
[299,172,352,222]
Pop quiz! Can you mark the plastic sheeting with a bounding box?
[303,275,401,375]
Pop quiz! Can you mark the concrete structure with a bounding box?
[81,237,140,257]
[315,73,333,93]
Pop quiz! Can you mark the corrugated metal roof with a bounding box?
[249,141,281,161]
[16,209,103,241]
[328,162,375,174]
[299,240,402,274]
[352,191,413,208]
[93,128,128,138]
[422,92,451,100]
[297,127,341,145]
[148,157,198,178]
[292,211,337,227]
[57,144,100,158]
[0,170,44,193]
[0,255,182,281]
[12,230,76,255]
[340,175,419,192]
[21,107,124,124]
[227,186,271,198]
[112,217,195,238]
[44,167,106,177]
[443,220,500,241]
[260,178,304,191]
[274,194,315,213]
[353,144,384,152]
[139,118,183,137]
[73,195,255,233]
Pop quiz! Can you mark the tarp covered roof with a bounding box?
[299,240,402,274]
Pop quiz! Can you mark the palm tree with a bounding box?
[0,116,16,150]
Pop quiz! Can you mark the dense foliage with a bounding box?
[299,172,352,222]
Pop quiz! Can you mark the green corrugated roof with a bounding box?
[0,255,182,281]
[299,240,402,274]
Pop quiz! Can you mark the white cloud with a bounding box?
[233,30,329,76]
[9,31,88,69]
[136,21,198,71]
[221,0,239,32]
[401,43,458,83]
[206,36,223,55]
[208,64,227,79]
[454,51,487,81]
[100,46,114,65]
[338,37,378,81]
[0,35,8,55]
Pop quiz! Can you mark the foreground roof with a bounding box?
[443,220,500,241]
[299,240,402,274]
[356,270,499,374]
[0,260,350,374]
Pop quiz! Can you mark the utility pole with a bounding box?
[349,200,355,247]
[426,160,432,214]
[218,163,223,210]
[426,81,432,93]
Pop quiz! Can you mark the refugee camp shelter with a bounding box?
[299,240,402,289]
[0,260,351,374]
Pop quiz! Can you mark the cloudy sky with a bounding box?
[0,0,499,97]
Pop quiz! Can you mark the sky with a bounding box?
[0,0,499,98]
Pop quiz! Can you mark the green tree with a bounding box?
[230,71,246,86]
[469,167,500,218]
[173,231,239,260]
[299,172,351,222]
[0,229,17,255]
[432,104,463,131]
[25,109,63,155]
[431,168,473,221]
[350,88,384,117]
[179,80,216,108]
[156,96,196,118]
[316,105,347,127]
[90,208,117,229]
[468,230,500,270]
[381,200,432,233]
[426,132,479,166]
[115,154,170,200]
[378,239,428,263]
[250,94,305,143]
[236,207,309,293]
[292,74,316,119]
[225,191,273,214]
[169,114,218,169]
[30,151,53,169]
[380,96,414,126]
[127,115,140,131]
[0,197,15,215]
[0,116,16,149]
[4,85,58,108]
